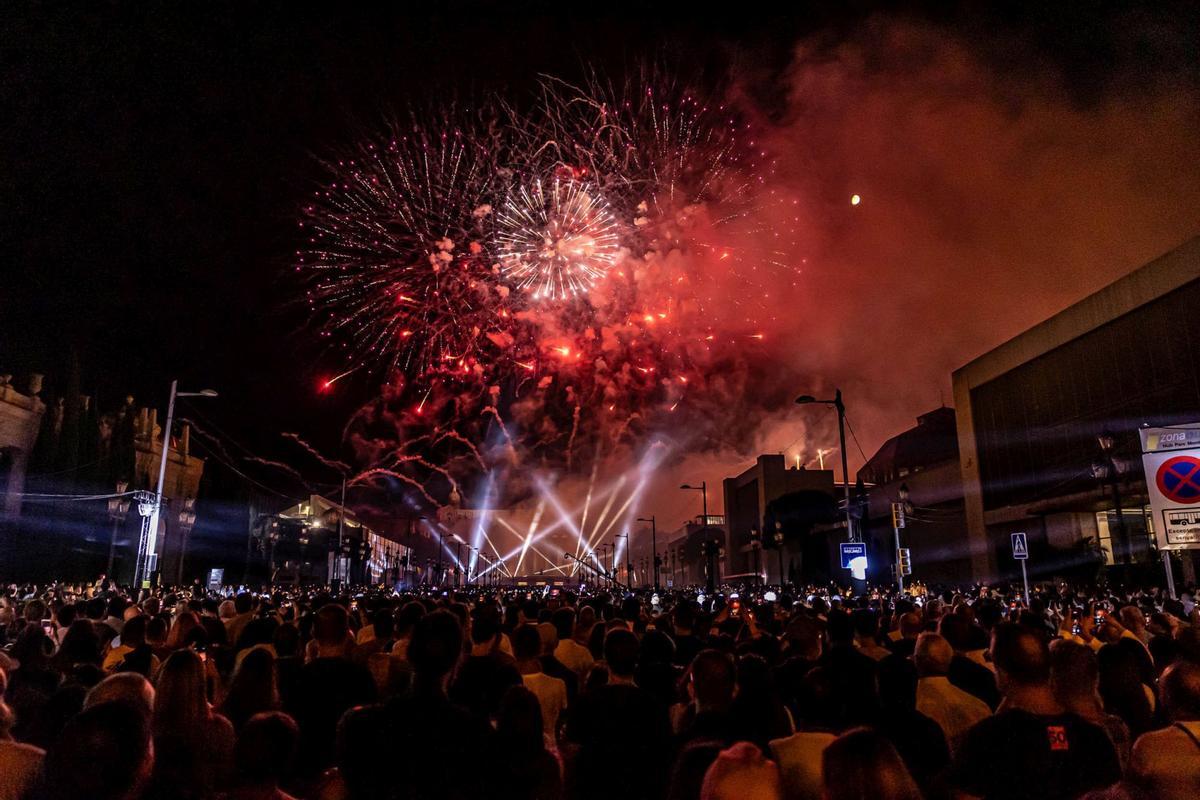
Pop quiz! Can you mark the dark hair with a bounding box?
[852,609,879,639]
[603,628,639,678]
[497,685,545,754]
[1161,660,1200,720]
[551,607,576,641]
[236,711,298,784]
[990,623,1050,686]
[827,609,855,645]
[691,649,736,708]
[273,622,301,658]
[220,648,279,731]
[372,608,395,639]
[666,739,724,800]
[408,610,462,679]
[822,727,922,800]
[234,592,253,615]
[471,606,503,645]
[513,624,543,661]
[33,701,152,800]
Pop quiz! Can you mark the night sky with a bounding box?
[4,2,1200,535]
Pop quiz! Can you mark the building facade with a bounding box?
[858,407,970,585]
[953,236,1200,582]
[0,374,45,517]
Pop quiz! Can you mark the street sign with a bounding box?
[1011,532,1030,607]
[1140,425,1200,550]
[839,542,867,569]
[1011,532,1028,560]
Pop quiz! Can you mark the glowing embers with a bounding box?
[495,177,621,301]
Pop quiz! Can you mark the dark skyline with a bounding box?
[4,1,1199,489]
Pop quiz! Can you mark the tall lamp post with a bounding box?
[141,381,217,587]
[795,390,854,541]
[749,527,762,587]
[106,481,131,578]
[616,532,631,587]
[680,482,708,523]
[637,516,658,590]
[1093,429,1132,565]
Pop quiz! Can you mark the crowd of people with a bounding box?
[0,577,1198,800]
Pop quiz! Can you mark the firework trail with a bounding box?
[348,468,439,507]
[281,432,352,473]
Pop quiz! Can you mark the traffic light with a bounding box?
[898,548,912,576]
[891,502,906,529]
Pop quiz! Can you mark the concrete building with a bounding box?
[858,407,970,585]
[723,454,838,584]
[953,236,1200,582]
[0,374,45,517]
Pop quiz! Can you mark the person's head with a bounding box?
[851,609,878,641]
[1160,660,1200,722]
[937,613,975,652]
[1049,640,1100,709]
[228,648,278,703]
[876,654,918,713]
[272,622,300,658]
[145,617,168,647]
[700,741,782,800]
[690,649,736,711]
[85,673,155,717]
[407,610,462,684]
[913,633,954,678]
[396,600,425,636]
[470,605,503,646]
[537,621,559,655]
[552,606,577,641]
[235,712,299,787]
[990,623,1050,693]
[603,627,639,679]
[372,608,395,640]
[898,612,924,640]
[826,610,854,646]
[795,666,841,730]
[218,599,236,620]
[313,604,350,646]
[496,685,546,753]
[106,596,129,620]
[36,701,153,800]
[512,624,543,664]
[165,610,201,649]
[783,615,822,661]
[58,619,102,666]
[153,648,209,736]
[1117,605,1145,633]
[821,727,921,800]
[234,592,253,615]
[120,615,149,648]
[667,740,724,800]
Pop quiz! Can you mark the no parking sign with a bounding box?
[1140,425,1200,550]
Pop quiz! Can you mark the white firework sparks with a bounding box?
[495,177,621,300]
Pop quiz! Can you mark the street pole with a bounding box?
[1020,559,1030,608]
[891,503,904,595]
[835,390,854,542]
[337,473,347,585]
[143,380,178,586]
[701,481,707,523]
[638,516,657,590]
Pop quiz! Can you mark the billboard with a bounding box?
[1140,425,1200,550]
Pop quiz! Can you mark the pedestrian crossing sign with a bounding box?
[1011,532,1028,560]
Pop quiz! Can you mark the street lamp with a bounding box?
[1092,430,1132,565]
[140,381,217,587]
[616,532,631,587]
[637,516,658,590]
[106,481,131,578]
[680,482,708,523]
[795,389,854,541]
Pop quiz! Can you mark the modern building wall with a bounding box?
[953,236,1200,581]
[723,454,836,582]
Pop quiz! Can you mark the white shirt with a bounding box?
[522,671,568,739]
[916,676,991,753]
[769,731,837,800]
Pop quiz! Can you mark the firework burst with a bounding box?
[294,69,802,512]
